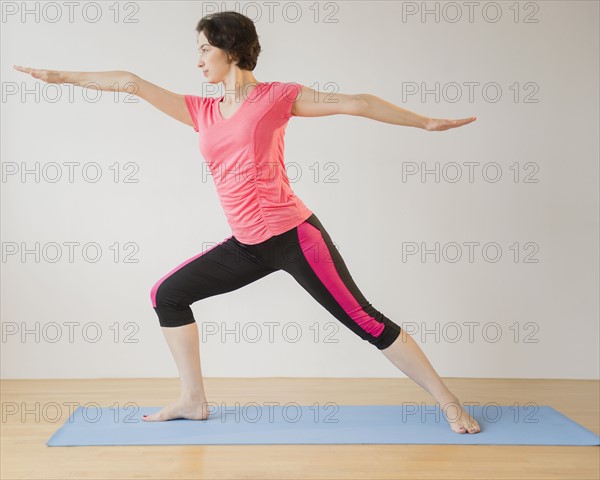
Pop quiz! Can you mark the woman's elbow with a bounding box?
[353,94,369,116]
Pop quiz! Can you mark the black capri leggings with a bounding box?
[150,213,402,350]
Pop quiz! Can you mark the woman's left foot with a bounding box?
[439,394,481,434]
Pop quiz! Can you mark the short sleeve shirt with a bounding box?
[184,81,313,244]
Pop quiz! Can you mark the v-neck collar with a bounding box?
[216,82,266,121]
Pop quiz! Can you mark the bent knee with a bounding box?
[150,277,164,308]
[150,278,182,310]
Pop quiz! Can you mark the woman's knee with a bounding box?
[150,277,165,309]
[150,277,186,310]
[150,280,197,328]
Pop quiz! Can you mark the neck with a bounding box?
[222,74,261,100]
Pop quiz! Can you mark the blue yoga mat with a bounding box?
[46,404,600,446]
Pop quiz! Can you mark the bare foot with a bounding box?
[439,395,481,434]
[142,396,210,422]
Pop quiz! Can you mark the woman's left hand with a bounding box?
[425,116,477,131]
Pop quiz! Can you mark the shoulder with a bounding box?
[270,81,302,94]
[184,94,221,103]
[266,82,303,107]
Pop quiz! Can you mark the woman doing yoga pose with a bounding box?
[15,11,480,434]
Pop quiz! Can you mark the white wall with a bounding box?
[1,1,598,379]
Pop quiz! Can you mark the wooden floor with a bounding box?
[1,378,598,479]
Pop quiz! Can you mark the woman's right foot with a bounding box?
[142,396,210,422]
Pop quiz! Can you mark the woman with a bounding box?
[15,11,480,434]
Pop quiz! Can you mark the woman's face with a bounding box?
[197,31,232,83]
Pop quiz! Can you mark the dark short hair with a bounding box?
[196,11,261,71]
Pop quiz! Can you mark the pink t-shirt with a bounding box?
[184,81,313,245]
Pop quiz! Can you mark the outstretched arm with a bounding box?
[292,85,476,131]
[12,65,196,129]
[14,65,135,91]
[356,93,476,131]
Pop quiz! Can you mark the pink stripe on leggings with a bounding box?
[296,222,384,338]
[150,236,232,308]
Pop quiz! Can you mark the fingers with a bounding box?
[457,117,475,125]
[452,117,476,128]
[13,65,35,76]
[14,65,51,82]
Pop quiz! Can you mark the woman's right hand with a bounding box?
[13,65,64,84]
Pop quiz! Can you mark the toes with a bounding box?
[142,413,161,421]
